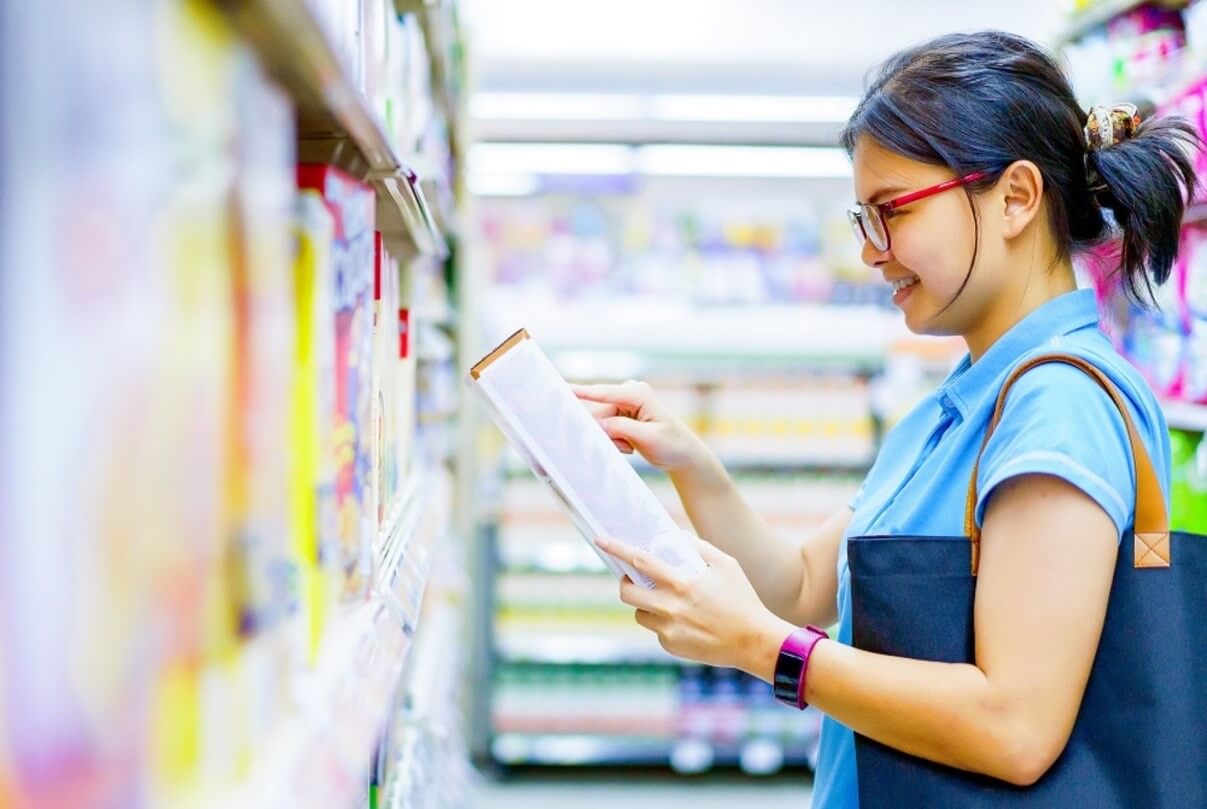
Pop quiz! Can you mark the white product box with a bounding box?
[469,330,705,588]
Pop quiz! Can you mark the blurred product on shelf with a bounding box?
[296,0,438,158]
[479,193,890,308]
[1061,1,1193,105]
[1171,428,1207,530]
[293,190,342,661]
[298,164,379,601]
[493,373,878,473]
[706,377,874,467]
[376,511,476,809]
[481,366,864,772]
[491,664,821,774]
[497,473,864,577]
[1057,8,1207,683]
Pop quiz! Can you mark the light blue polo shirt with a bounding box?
[811,289,1172,809]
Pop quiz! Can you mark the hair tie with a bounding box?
[1084,103,1141,152]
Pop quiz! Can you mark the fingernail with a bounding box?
[596,537,610,549]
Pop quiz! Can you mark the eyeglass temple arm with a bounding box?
[882,170,989,213]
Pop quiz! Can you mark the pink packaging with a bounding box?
[1158,77,1207,201]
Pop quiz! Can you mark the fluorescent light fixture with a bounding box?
[471,92,860,124]
[648,94,859,123]
[637,144,852,178]
[468,143,852,181]
[468,172,541,196]
[468,142,635,175]
[471,92,644,121]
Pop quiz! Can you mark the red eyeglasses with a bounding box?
[848,171,989,253]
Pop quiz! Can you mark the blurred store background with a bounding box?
[0,1,1204,808]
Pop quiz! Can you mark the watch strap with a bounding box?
[773,625,829,710]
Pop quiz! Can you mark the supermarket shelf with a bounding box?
[551,348,888,379]
[381,547,473,807]
[629,456,873,475]
[376,479,424,597]
[496,633,678,665]
[1163,398,1207,431]
[218,0,447,258]
[225,600,411,809]
[482,298,908,378]
[1057,0,1188,44]
[490,733,815,774]
[501,456,872,483]
[223,471,450,807]
[378,466,453,630]
[496,550,610,576]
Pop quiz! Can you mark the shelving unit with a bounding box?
[217,0,448,260]
[0,0,469,806]
[495,634,677,666]
[1056,0,1190,45]
[490,733,817,774]
[1058,0,1207,540]
[473,343,873,773]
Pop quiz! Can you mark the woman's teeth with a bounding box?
[892,277,919,292]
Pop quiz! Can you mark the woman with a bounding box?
[576,31,1202,807]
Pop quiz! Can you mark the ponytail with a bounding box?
[1087,115,1200,303]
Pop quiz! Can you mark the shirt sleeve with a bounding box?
[974,363,1136,541]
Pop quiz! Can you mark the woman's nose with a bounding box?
[861,238,891,268]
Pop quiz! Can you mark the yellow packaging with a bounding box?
[291,191,340,662]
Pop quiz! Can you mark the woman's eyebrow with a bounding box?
[861,185,907,205]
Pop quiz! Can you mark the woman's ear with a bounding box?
[998,160,1044,240]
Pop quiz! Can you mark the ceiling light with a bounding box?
[468,142,636,176]
[636,144,851,178]
[470,92,645,121]
[470,92,860,124]
[648,94,859,123]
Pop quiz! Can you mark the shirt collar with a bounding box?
[937,289,1101,420]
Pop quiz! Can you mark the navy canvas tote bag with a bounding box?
[848,353,1207,808]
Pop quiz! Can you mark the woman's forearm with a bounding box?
[743,614,1058,787]
[668,449,810,623]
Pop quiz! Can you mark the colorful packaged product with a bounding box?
[1170,429,1207,532]
[374,233,403,529]
[221,45,299,779]
[291,190,341,662]
[297,163,378,601]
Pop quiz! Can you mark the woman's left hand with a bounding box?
[595,534,792,680]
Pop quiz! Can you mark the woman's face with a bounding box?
[851,135,1007,337]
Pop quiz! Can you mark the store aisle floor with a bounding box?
[474,769,813,808]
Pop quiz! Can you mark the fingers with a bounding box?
[581,401,620,420]
[570,380,651,409]
[619,575,667,613]
[600,416,655,452]
[596,536,684,593]
[634,608,666,633]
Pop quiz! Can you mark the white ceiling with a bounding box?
[460,0,1069,95]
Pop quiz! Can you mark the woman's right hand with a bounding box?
[570,380,709,473]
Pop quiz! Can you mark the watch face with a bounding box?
[773,651,806,705]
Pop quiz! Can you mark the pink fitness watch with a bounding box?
[773,625,829,710]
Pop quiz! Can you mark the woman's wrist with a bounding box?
[667,433,729,492]
[741,611,800,684]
